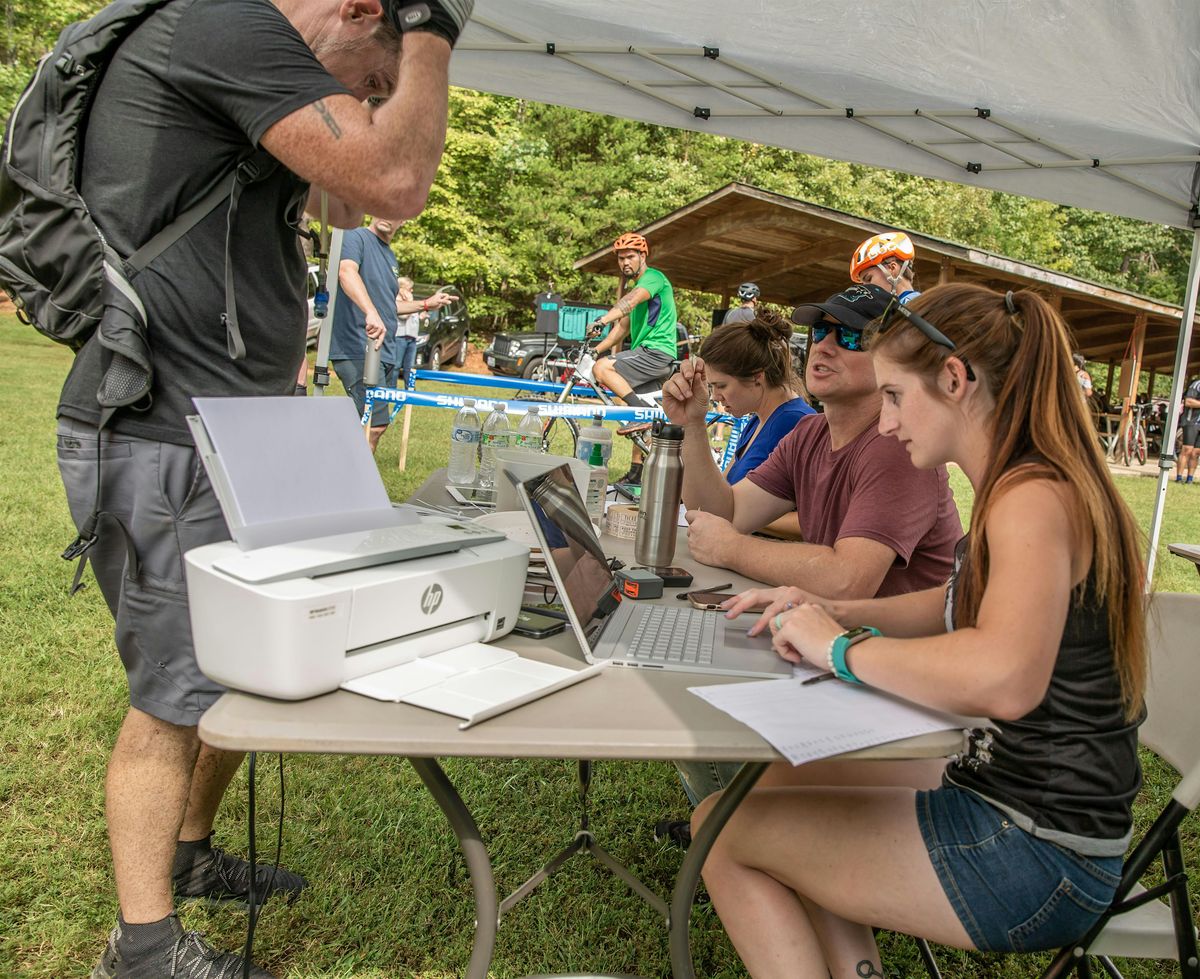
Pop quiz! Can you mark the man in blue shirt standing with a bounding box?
[331,217,451,451]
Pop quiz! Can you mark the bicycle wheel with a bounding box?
[1135,425,1148,465]
[523,395,578,457]
[541,413,579,457]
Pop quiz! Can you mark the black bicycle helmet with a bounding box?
[737,282,760,302]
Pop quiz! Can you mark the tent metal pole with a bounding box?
[1144,227,1200,587]
[312,226,344,397]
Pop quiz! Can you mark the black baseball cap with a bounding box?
[791,284,892,331]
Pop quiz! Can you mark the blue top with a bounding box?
[330,227,400,364]
[725,397,815,484]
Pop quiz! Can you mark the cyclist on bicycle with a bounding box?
[587,231,679,484]
[850,231,919,304]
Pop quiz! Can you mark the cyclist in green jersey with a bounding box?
[588,231,679,484]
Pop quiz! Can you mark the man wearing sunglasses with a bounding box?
[673,284,961,599]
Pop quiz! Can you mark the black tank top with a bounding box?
[943,537,1143,856]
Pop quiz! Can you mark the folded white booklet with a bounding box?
[341,642,606,729]
[690,675,970,766]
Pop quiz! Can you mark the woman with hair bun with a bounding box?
[702,283,1148,978]
[696,308,814,487]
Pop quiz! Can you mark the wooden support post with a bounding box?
[1104,361,1116,404]
[397,404,413,471]
[1147,370,1157,399]
[937,257,954,286]
[1116,313,1148,457]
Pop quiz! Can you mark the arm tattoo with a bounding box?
[313,99,342,139]
[613,293,639,317]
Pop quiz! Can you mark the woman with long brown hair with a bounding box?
[704,283,1147,978]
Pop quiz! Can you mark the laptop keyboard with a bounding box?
[625,606,717,665]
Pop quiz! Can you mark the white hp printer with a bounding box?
[182,396,529,701]
[186,524,528,700]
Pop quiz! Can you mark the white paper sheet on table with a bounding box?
[689,675,969,765]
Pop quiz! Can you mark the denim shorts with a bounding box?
[916,786,1121,952]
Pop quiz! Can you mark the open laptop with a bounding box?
[514,463,792,679]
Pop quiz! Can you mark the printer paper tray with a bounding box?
[339,642,605,729]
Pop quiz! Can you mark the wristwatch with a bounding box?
[828,626,880,685]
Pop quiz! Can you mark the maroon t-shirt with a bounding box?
[747,414,962,597]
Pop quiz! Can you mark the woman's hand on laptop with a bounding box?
[725,585,815,636]
[769,602,842,668]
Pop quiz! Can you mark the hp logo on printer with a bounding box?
[420,583,444,615]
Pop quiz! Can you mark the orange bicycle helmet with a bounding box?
[850,231,915,283]
[613,231,650,255]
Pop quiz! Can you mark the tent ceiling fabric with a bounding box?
[572,184,1200,375]
[455,1,1200,229]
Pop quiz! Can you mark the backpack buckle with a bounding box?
[61,531,97,562]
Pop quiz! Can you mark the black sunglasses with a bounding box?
[810,320,866,352]
[878,298,976,382]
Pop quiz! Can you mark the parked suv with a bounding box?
[304,268,470,371]
[413,283,469,370]
[485,330,559,378]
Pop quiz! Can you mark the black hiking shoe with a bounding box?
[91,918,275,979]
[615,463,643,486]
[173,835,307,909]
[654,818,692,850]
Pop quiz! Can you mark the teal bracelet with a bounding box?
[829,626,881,684]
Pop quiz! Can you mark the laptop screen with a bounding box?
[518,464,619,643]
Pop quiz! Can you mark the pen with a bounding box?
[801,671,837,686]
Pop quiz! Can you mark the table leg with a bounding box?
[408,757,499,979]
[668,761,768,979]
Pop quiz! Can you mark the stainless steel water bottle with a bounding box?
[635,421,685,568]
[363,338,382,386]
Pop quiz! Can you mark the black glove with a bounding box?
[383,0,474,47]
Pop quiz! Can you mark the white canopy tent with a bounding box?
[448,0,1200,583]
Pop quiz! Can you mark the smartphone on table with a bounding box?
[512,609,567,639]
[687,590,736,611]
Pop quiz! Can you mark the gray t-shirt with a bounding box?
[57,0,349,444]
[722,305,756,325]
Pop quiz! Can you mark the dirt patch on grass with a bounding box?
[459,341,493,376]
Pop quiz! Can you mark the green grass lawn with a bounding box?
[1,320,1197,978]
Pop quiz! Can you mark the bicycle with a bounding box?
[526,340,670,458]
[1119,399,1150,466]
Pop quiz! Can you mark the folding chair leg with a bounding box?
[1077,955,1094,978]
[914,937,943,978]
[1096,956,1124,979]
[1163,834,1200,979]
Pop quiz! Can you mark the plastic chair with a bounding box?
[1037,591,1200,978]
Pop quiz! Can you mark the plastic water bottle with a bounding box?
[448,398,481,485]
[478,402,510,488]
[576,412,612,467]
[513,404,545,454]
[585,441,608,525]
